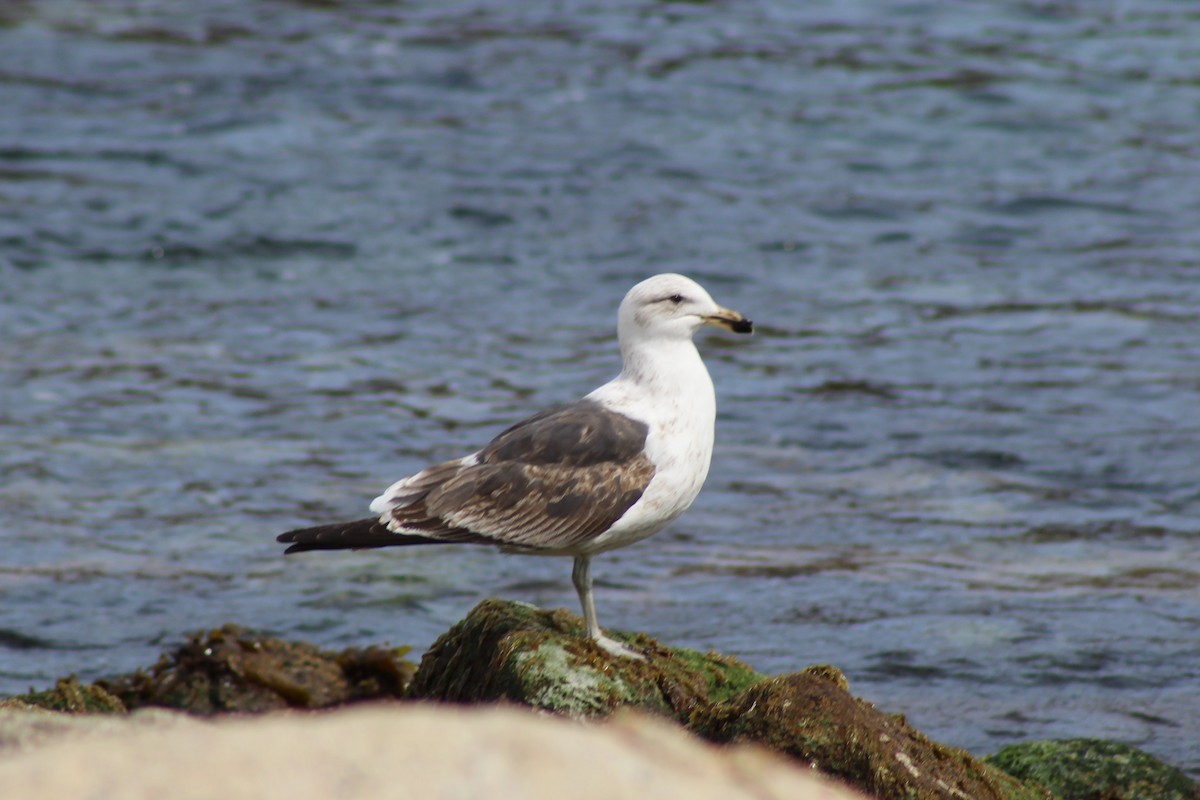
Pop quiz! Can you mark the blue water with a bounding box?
[1,0,1198,776]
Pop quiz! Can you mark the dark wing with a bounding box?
[373,400,656,551]
[479,401,651,467]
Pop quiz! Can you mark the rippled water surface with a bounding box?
[2,0,1198,775]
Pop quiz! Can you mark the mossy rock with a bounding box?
[6,625,418,716]
[407,598,764,719]
[690,670,1053,800]
[101,624,417,714]
[987,738,1199,800]
[0,677,126,714]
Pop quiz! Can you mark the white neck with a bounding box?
[617,336,709,393]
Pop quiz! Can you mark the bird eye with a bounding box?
[668,294,685,304]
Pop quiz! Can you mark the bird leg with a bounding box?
[571,555,644,660]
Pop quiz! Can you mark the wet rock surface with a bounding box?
[691,670,1050,800]
[2,624,416,715]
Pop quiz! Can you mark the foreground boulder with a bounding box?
[0,705,867,800]
[408,597,764,718]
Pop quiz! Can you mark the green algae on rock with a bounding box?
[407,598,764,719]
[689,669,1053,800]
[987,739,1200,800]
[5,625,417,716]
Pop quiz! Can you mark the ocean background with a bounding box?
[1,0,1197,775]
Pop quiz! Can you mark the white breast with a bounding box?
[580,339,717,553]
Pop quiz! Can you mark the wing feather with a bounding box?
[370,400,656,551]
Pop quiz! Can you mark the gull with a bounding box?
[277,273,753,658]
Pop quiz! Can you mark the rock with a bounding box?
[5,624,417,715]
[404,599,1061,799]
[0,704,868,800]
[689,669,1053,800]
[0,706,179,753]
[408,598,764,718]
[0,677,126,714]
[987,739,1200,800]
[5,608,1194,800]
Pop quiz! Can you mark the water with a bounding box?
[2,0,1198,776]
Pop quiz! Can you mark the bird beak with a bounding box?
[703,306,754,334]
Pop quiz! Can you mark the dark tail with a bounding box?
[277,517,447,554]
